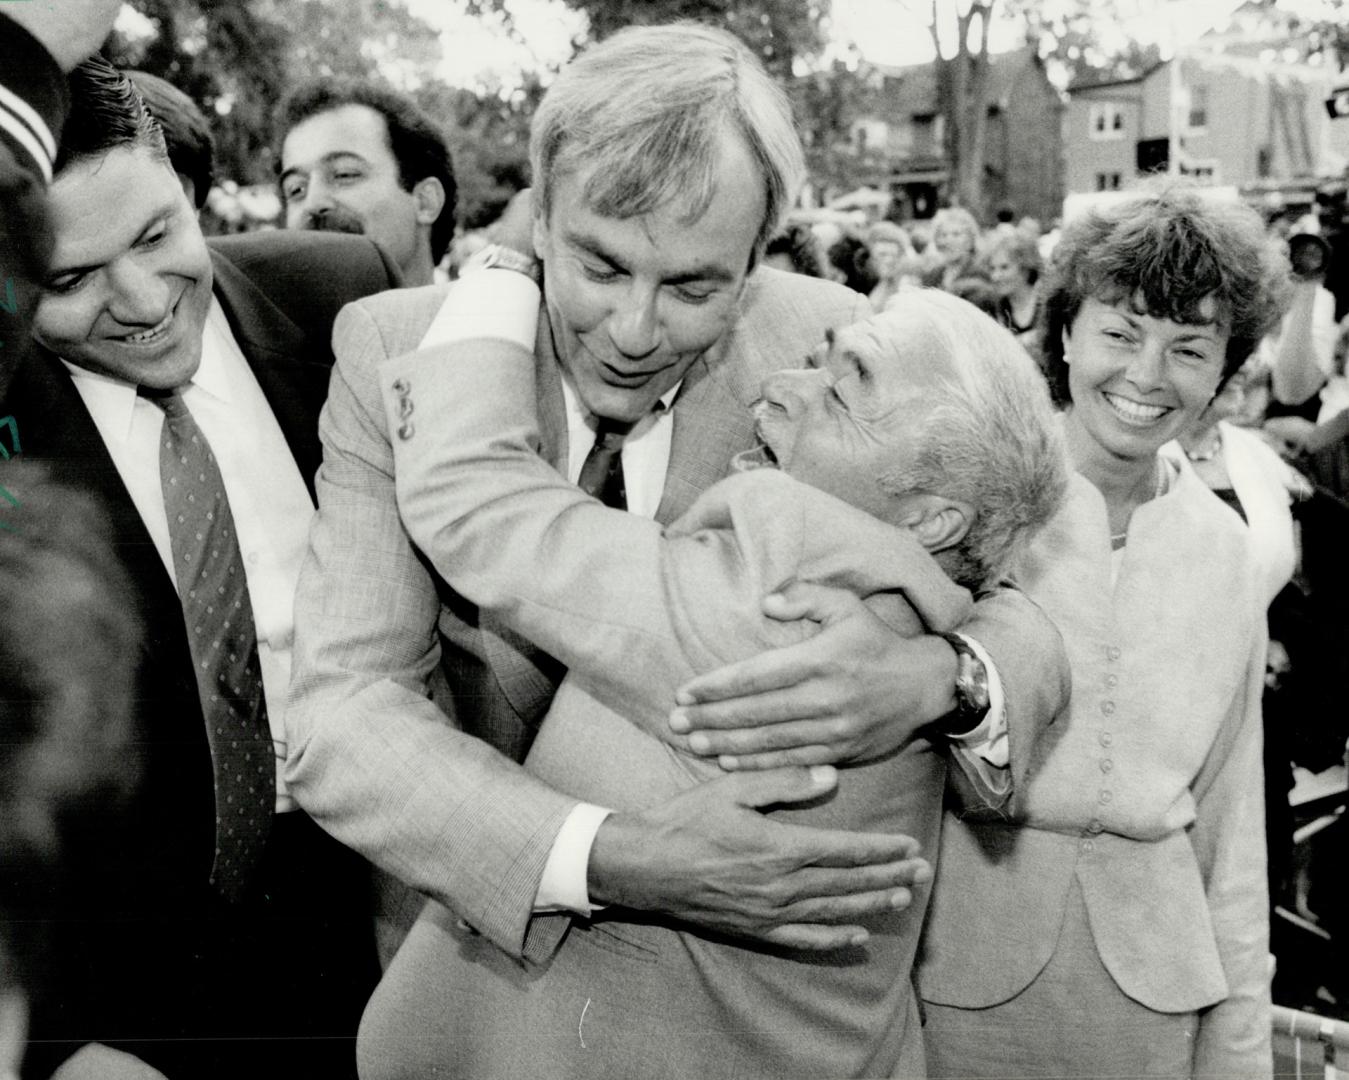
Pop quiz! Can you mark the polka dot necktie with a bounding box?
[146,388,274,903]
[577,417,635,510]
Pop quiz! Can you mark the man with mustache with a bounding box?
[277,78,455,287]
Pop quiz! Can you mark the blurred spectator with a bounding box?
[0,463,141,1080]
[949,276,1001,319]
[126,71,214,211]
[763,221,824,278]
[1259,228,1337,430]
[984,231,1042,345]
[865,220,915,311]
[825,232,877,296]
[921,207,989,293]
[276,78,456,286]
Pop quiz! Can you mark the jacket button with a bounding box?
[1088,819,1103,834]
[1101,700,1115,716]
[1099,790,1113,804]
[399,397,415,419]
[1104,674,1118,688]
[398,422,415,440]
[1100,732,1113,747]
[1106,646,1121,661]
[392,378,410,394]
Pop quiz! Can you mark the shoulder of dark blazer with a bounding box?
[208,231,403,337]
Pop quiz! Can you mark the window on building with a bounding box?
[1179,159,1219,183]
[1187,85,1208,131]
[1096,172,1123,191]
[1089,102,1126,140]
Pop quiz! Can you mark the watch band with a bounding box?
[931,632,991,737]
[473,242,541,283]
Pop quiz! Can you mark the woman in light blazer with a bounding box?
[919,186,1291,1080]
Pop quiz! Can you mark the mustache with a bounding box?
[300,208,365,236]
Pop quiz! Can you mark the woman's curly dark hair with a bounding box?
[1039,184,1291,406]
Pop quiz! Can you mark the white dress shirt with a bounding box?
[422,269,1008,916]
[64,298,315,811]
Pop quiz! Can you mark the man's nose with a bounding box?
[106,259,171,325]
[299,177,336,221]
[760,366,831,409]
[606,285,661,360]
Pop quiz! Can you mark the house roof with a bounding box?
[1067,60,1166,94]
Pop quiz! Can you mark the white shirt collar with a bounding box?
[61,297,234,440]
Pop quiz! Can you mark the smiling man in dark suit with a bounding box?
[3,56,400,1080]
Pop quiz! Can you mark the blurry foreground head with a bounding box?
[754,289,1067,590]
[0,461,139,1071]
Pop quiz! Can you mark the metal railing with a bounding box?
[1274,1004,1349,1079]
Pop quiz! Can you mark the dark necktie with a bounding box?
[577,417,634,510]
[146,389,274,902]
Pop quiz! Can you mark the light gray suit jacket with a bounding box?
[285,267,1067,967]
[356,321,979,1078]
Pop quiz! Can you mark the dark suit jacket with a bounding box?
[8,231,400,1080]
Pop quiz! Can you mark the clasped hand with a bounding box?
[667,582,955,770]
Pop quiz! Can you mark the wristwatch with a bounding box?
[472,242,541,284]
[931,632,991,737]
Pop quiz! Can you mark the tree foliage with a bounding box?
[461,0,831,80]
[106,0,530,227]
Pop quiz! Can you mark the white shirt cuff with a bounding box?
[534,802,612,915]
[945,633,1010,792]
[418,267,540,351]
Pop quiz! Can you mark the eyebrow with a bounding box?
[563,230,738,285]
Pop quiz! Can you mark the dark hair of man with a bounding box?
[56,54,170,174]
[127,70,216,209]
[276,78,457,262]
[1039,184,1291,406]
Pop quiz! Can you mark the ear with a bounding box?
[895,493,976,554]
[411,177,446,226]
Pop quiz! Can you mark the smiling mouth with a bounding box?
[1103,390,1170,425]
[117,305,176,346]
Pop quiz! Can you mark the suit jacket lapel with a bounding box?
[533,306,569,475]
[656,318,763,525]
[209,248,333,500]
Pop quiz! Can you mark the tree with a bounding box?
[107,0,445,186]
[927,0,996,216]
[461,0,831,81]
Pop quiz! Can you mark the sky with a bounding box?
[410,0,1268,91]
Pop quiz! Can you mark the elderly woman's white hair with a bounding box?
[873,289,1066,590]
[528,22,805,256]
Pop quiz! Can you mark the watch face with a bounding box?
[956,652,990,712]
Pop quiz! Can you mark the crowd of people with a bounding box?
[1,6,1346,1080]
